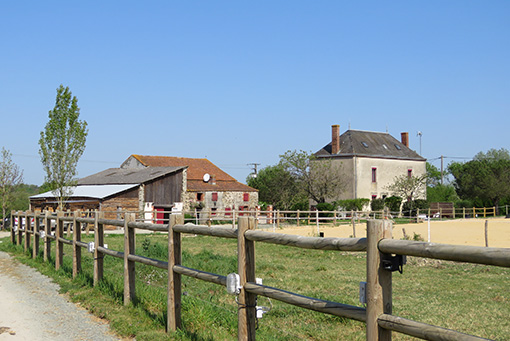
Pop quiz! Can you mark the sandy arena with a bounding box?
[273,217,510,248]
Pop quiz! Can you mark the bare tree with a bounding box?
[279,150,346,204]
[0,148,23,229]
[385,173,427,216]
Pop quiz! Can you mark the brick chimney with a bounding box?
[332,125,340,154]
[401,132,409,148]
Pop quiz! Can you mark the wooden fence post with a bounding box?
[352,217,356,238]
[94,211,104,286]
[10,211,15,244]
[16,211,23,245]
[55,211,64,270]
[124,213,136,305]
[366,219,393,341]
[485,220,489,248]
[297,210,300,227]
[44,211,52,262]
[237,216,256,340]
[73,211,82,279]
[168,213,184,332]
[33,213,40,259]
[24,211,30,252]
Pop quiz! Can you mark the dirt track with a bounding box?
[0,232,119,341]
[275,217,510,248]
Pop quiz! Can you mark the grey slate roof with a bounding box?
[315,130,426,161]
[31,184,139,200]
[78,166,186,185]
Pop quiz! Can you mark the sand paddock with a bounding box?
[274,217,510,248]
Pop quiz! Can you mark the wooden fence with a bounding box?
[9,209,510,340]
[179,206,504,228]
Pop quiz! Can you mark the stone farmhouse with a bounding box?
[315,125,427,204]
[120,155,258,216]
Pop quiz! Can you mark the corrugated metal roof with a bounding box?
[30,184,139,200]
[315,130,426,161]
[78,166,186,185]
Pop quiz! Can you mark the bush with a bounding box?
[384,196,402,213]
[371,198,385,211]
[336,198,370,211]
[316,202,335,218]
[402,199,429,217]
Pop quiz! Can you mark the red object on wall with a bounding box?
[243,193,249,201]
[212,192,218,201]
[155,207,165,224]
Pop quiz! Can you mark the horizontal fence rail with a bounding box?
[7,209,510,340]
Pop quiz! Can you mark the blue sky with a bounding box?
[1,1,509,185]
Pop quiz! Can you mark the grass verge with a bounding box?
[0,233,509,340]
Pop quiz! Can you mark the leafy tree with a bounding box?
[426,162,442,187]
[278,150,346,204]
[474,148,510,161]
[448,157,510,215]
[39,85,88,209]
[0,147,23,228]
[247,165,306,210]
[385,173,427,216]
[426,184,459,203]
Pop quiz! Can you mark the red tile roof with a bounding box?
[130,155,257,192]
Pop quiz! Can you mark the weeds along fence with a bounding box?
[9,210,510,340]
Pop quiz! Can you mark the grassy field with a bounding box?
[1,232,509,340]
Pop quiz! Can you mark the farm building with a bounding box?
[30,166,186,222]
[120,155,259,215]
[314,125,427,205]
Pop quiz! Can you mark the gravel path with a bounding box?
[0,237,121,341]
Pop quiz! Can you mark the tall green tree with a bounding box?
[278,150,346,204]
[247,165,307,210]
[0,147,23,228]
[39,85,88,209]
[448,157,510,214]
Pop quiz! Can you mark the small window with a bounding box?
[382,144,388,150]
[212,192,218,201]
[211,208,217,216]
[361,142,369,148]
[371,195,377,200]
[197,193,204,201]
[243,193,249,202]
[408,169,412,177]
[372,168,377,183]
[394,144,401,150]
[225,207,232,216]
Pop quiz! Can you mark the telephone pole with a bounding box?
[247,163,260,178]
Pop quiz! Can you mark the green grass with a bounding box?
[1,233,509,340]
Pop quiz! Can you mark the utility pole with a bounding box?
[440,155,444,185]
[247,163,260,178]
[417,131,423,155]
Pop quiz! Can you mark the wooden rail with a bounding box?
[8,209,508,340]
